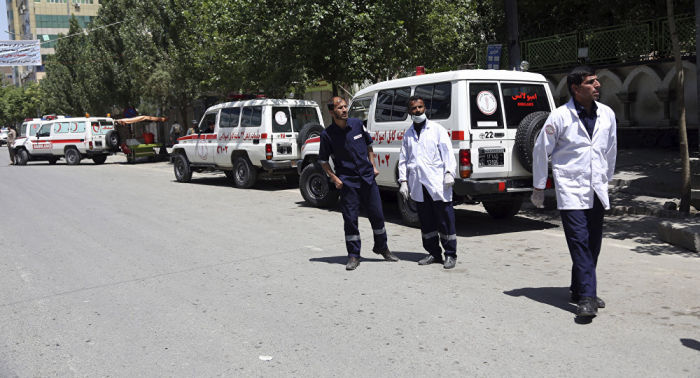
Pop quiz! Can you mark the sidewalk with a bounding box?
[534,148,700,252]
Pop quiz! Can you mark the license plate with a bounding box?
[478,147,504,167]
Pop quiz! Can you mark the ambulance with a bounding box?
[12,116,120,165]
[297,69,555,226]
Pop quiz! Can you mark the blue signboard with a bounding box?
[486,44,503,70]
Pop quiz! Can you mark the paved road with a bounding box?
[0,153,698,377]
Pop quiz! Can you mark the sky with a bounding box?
[0,0,8,40]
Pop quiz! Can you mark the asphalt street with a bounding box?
[0,151,699,377]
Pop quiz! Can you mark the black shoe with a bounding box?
[576,296,598,317]
[443,255,456,269]
[571,293,606,309]
[346,256,360,271]
[373,247,399,262]
[418,255,443,265]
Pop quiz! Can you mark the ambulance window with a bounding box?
[501,84,551,128]
[349,98,372,125]
[272,107,292,133]
[469,83,503,129]
[220,107,240,128]
[70,122,86,133]
[199,113,218,133]
[37,124,51,137]
[375,87,410,122]
[99,121,114,135]
[290,107,320,131]
[415,82,451,120]
[54,122,70,133]
[241,106,262,128]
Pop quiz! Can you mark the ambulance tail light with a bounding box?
[89,141,93,150]
[265,143,272,160]
[459,149,472,178]
[546,178,553,189]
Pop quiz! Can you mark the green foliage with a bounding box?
[0,83,43,124]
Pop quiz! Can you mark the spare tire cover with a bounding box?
[297,123,324,146]
[105,130,121,148]
[514,111,550,173]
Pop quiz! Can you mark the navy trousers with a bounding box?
[560,195,605,298]
[340,180,388,257]
[415,186,457,258]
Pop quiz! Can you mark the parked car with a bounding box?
[297,69,555,225]
[171,99,324,188]
[0,128,8,146]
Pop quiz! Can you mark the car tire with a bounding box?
[482,198,523,219]
[92,155,107,165]
[297,123,324,146]
[105,130,120,148]
[299,162,338,208]
[16,149,28,166]
[48,157,59,165]
[397,192,420,227]
[65,148,81,165]
[223,170,233,179]
[173,154,192,183]
[233,156,258,188]
[514,111,550,173]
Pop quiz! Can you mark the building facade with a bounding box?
[6,0,100,84]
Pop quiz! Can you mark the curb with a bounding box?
[658,221,700,252]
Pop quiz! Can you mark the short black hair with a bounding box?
[406,95,424,108]
[327,96,344,111]
[567,65,596,97]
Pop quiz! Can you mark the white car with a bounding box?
[298,69,555,225]
[0,128,7,146]
[12,116,120,165]
[171,99,324,188]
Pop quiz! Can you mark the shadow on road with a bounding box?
[503,286,576,315]
[680,338,700,352]
[170,175,298,191]
[309,255,386,265]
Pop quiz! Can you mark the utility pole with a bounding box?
[696,0,700,151]
[505,0,521,70]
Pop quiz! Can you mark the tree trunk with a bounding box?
[668,0,692,213]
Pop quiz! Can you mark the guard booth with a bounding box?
[116,116,169,163]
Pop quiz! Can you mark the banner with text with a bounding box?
[0,40,42,66]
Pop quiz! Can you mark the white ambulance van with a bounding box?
[12,116,120,165]
[297,69,554,225]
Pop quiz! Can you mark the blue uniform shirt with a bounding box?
[573,98,598,138]
[318,118,375,188]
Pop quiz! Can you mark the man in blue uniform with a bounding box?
[398,96,458,269]
[318,96,399,270]
[532,65,617,317]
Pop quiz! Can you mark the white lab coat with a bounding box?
[532,99,617,210]
[398,120,457,202]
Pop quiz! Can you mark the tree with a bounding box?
[667,0,691,212]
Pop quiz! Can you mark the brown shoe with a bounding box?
[373,247,399,262]
[346,256,360,270]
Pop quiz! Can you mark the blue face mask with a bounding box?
[411,113,426,123]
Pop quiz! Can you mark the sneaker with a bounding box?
[346,256,360,271]
[373,247,399,262]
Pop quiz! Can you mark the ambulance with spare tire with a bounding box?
[12,116,120,165]
[297,69,555,225]
[171,98,325,188]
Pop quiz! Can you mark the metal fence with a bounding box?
[476,13,695,71]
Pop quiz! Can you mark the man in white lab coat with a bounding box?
[399,95,458,269]
[531,65,617,317]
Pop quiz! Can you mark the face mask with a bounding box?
[411,113,426,123]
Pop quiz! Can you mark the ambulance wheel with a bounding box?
[397,193,420,227]
[299,162,338,208]
[65,148,81,165]
[233,156,258,188]
[223,170,234,179]
[297,123,324,146]
[105,130,120,148]
[174,154,192,183]
[48,157,59,165]
[16,150,28,166]
[483,198,523,219]
[515,111,550,173]
[92,155,107,165]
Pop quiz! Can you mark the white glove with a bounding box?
[399,181,409,199]
[444,172,455,189]
[531,189,545,208]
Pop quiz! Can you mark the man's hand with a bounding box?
[531,188,545,208]
[399,181,409,199]
[444,172,454,189]
[332,177,343,189]
[373,166,380,177]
